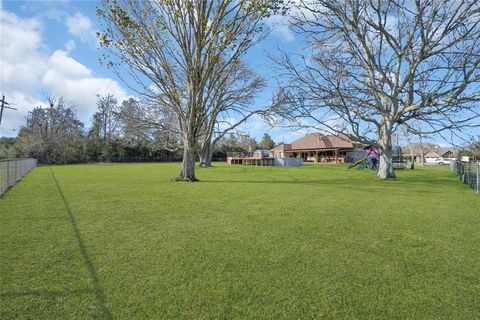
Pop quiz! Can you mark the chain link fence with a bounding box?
[83,156,225,163]
[450,161,479,193]
[0,158,37,196]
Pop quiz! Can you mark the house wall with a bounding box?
[442,151,455,158]
[270,151,286,158]
[273,158,303,166]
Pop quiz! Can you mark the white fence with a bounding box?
[450,161,479,193]
[0,159,37,196]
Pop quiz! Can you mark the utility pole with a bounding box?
[0,95,17,126]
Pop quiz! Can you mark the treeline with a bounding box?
[458,139,480,161]
[0,94,277,164]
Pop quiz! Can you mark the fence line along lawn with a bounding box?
[1,163,479,319]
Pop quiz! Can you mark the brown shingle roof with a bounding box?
[436,147,458,157]
[425,147,458,158]
[290,134,354,150]
[270,144,291,152]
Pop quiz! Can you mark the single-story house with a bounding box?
[270,134,361,164]
[401,146,458,163]
[424,147,458,163]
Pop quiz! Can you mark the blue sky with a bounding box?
[0,0,476,146]
[0,0,306,144]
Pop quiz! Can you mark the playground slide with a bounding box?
[348,157,366,169]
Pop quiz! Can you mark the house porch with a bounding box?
[285,148,353,164]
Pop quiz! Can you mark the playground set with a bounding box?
[348,146,406,170]
[348,147,379,170]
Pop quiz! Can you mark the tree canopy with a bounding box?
[97,0,284,180]
[273,0,480,179]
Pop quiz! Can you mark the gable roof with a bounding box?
[424,150,440,158]
[289,134,354,150]
[270,144,291,152]
[425,147,458,158]
[436,147,458,157]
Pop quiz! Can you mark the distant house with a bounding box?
[401,146,458,163]
[271,134,361,164]
[424,147,458,163]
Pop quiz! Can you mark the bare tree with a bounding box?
[18,95,84,164]
[116,98,182,152]
[96,94,119,143]
[97,0,284,181]
[116,98,149,148]
[415,119,425,167]
[198,112,259,167]
[273,0,480,179]
[197,60,266,167]
[93,94,120,160]
[466,136,480,161]
[401,126,416,169]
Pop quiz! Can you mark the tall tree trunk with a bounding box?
[419,134,425,167]
[410,147,415,170]
[199,143,214,167]
[198,150,205,167]
[406,139,415,170]
[377,120,396,180]
[199,135,213,168]
[179,139,197,181]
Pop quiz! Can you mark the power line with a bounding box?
[0,95,18,126]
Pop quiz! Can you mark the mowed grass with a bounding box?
[0,163,479,319]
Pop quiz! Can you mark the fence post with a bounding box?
[457,161,461,179]
[477,161,480,193]
[467,163,470,186]
[6,160,10,188]
[0,163,2,194]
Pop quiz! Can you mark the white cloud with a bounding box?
[266,15,295,42]
[65,39,76,52]
[0,11,47,93]
[266,0,315,42]
[42,50,129,117]
[0,9,128,137]
[65,12,98,47]
[45,50,92,79]
[0,10,47,135]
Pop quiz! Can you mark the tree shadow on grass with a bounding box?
[1,216,69,221]
[49,169,113,319]
[0,288,96,298]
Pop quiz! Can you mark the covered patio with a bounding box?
[271,134,358,164]
[286,148,350,164]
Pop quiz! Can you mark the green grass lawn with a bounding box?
[1,163,479,319]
